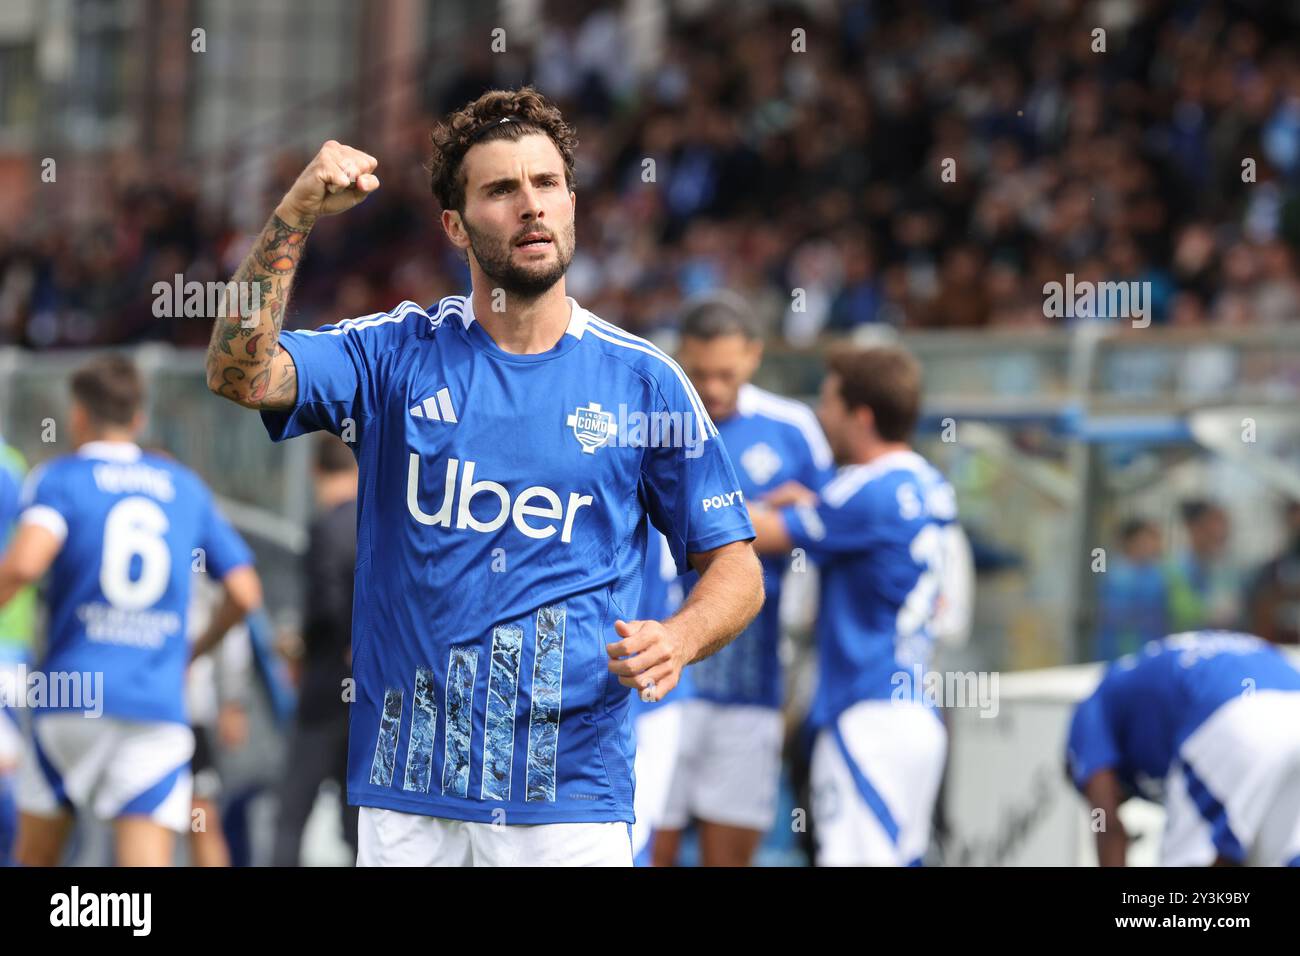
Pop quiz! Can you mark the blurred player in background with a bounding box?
[271,433,359,866]
[141,444,263,867]
[628,528,687,866]
[204,87,762,866]
[748,345,956,866]
[0,436,35,866]
[656,292,833,867]
[0,356,262,865]
[1067,630,1300,867]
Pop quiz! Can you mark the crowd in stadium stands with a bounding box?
[1096,499,1300,660]
[2,1,1299,349]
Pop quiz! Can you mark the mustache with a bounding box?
[513,227,555,243]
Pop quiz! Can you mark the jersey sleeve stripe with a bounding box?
[20,504,67,544]
[821,464,878,508]
[744,386,834,470]
[585,317,718,439]
[297,300,430,337]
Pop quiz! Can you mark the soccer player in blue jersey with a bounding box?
[655,292,833,867]
[747,345,956,866]
[203,87,764,866]
[1067,631,1300,867]
[0,357,263,866]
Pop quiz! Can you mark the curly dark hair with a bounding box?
[428,86,579,214]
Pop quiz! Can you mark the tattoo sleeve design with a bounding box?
[206,211,315,409]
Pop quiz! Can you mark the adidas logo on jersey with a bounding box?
[406,456,593,543]
[410,387,457,423]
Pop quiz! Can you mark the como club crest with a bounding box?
[566,402,617,454]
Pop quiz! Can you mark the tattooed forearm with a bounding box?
[252,214,314,275]
[264,362,297,404]
[206,207,313,410]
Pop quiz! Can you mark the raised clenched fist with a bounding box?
[277,140,380,223]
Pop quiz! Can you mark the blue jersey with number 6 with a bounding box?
[20,442,252,724]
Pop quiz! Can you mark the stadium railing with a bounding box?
[2,322,1298,662]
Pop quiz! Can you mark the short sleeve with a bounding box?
[19,464,72,544]
[201,496,255,580]
[1066,688,1121,792]
[639,375,754,575]
[260,302,425,441]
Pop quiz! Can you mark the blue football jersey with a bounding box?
[262,296,755,824]
[1066,631,1300,802]
[687,384,832,708]
[780,449,956,729]
[20,442,253,724]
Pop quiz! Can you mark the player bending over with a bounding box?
[1067,630,1300,867]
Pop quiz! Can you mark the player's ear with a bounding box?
[441,209,470,251]
[856,404,876,436]
[68,401,87,439]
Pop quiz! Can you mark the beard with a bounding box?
[463,214,576,300]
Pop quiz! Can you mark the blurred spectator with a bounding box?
[1247,501,1300,646]
[1164,499,1241,632]
[1096,518,1170,661]
[2,2,1299,345]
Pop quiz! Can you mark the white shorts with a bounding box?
[357,807,633,866]
[631,702,684,858]
[661,699,783,831]
[811,700,947,866]
[1163,691,1300,867]
[17,714,195,832]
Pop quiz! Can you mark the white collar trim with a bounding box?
[461,295,588,340]
[77,441,143,462]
